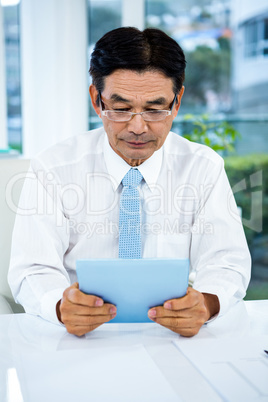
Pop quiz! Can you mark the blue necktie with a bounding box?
[119,168,143,259]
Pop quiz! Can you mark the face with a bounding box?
[89,70,184,167]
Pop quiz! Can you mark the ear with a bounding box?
[89,84,101,118]
[173,86,185,118]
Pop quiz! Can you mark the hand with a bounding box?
[56,282,117,336]
[148,287,219,337]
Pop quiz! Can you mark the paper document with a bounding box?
[16,344,181,402]
[174,336,268,402]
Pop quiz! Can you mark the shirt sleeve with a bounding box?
[8,161,71,325]
[191,157,251,317]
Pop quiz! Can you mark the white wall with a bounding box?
[232,0,268,26]
[122,0,144,30]
[20,0,88,157]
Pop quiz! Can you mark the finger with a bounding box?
[152,316,204,336]
[152,315,205,329]
[148,307,207,327]
[65,323,102,337]
[60,302,117,326]
[148,310,193,327]
[163,324,201,337]
[149,311,207,337]
[61,302,117,317]
[62,283,104,307]
[64,310,117,326]
[148,306,192,319]
[163,288,201,311]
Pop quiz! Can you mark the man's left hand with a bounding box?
[148,287,219,337]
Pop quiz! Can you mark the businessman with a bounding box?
[8,27,251,337]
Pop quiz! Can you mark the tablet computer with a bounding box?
[76,258,189,323]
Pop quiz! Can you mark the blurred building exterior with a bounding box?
[232,0,268,114]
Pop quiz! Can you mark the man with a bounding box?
[8,27,251,337]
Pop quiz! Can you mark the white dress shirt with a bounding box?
[8,127,251,324]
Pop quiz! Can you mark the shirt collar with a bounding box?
[103,133,163,192]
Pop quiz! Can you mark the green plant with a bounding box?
[181,116,268,246]
[224,154,268,247]
[182,114,240,154]
[181,115,268,292]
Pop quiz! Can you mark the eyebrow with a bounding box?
[146,97,167,106]
[110,94,130,103]
[110,94,168,106]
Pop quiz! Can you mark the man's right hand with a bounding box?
[56,282,117,336]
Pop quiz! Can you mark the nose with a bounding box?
[127,114,148,135]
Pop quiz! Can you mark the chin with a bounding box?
[125,147,154,157]
[126,152,151,161]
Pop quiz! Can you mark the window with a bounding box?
[88,0,122,130]
[146,0,232,115]
[2,1,22,152]
[263,18,268,55]
[244,16,268,58]
[244,21,258,58]
[146,0,268,300]
[1,0,267,298]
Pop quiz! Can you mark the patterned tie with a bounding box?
[119,168,143,259]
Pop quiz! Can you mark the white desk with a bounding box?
[0,300,267,402]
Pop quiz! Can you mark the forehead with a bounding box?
[102,69,174,100]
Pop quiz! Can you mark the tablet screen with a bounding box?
[76,258,189,323]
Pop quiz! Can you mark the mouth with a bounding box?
[125,141,148,148]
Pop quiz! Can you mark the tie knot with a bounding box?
[122,168,143,188]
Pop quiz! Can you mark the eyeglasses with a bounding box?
[99,93,177,122]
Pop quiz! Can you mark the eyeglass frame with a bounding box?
[98,91,178,122]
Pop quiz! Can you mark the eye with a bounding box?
[113,108,130,112]
[146,106,165,111]
[147,109,163,113]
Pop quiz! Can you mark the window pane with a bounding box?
[145,0,268,299]
[3,3,22,153]
[264,18,268,40]
[263,18,268,56]
[146,0,232,115]
[244,21,258,58]
[88,0,122,130]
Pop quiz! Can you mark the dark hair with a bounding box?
[89,27,186,104]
